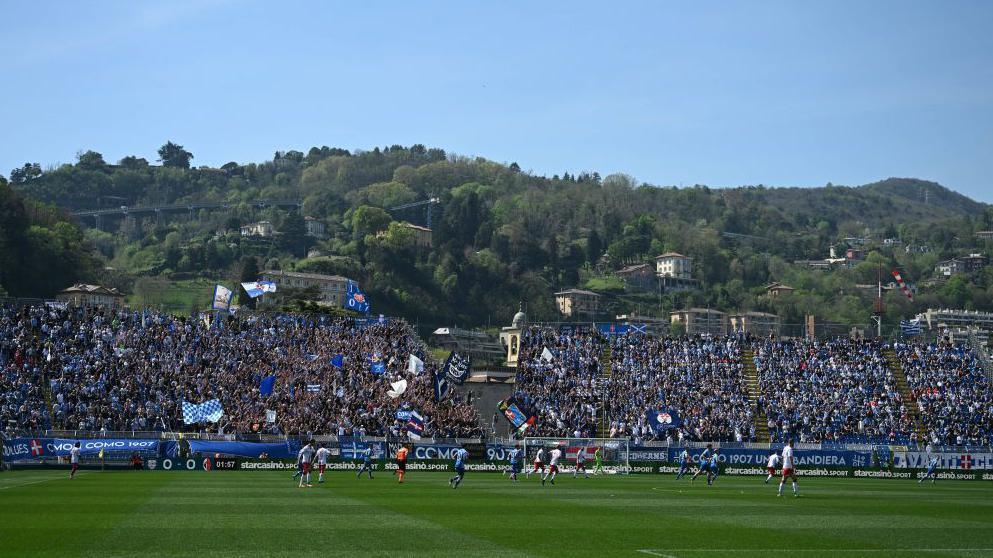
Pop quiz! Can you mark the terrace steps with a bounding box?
[596,343,612,438]
[883,348,927,442]
[742,348,770,443]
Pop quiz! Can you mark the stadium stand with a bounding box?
[0,305,481,438]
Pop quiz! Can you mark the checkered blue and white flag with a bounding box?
[182,399,224,424]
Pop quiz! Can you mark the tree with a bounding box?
[157,141,193,169]
[76,150,107,171]
[586,230,603,263]
[238,256,260,309]
[118,156,149,169]
[279,213,311,258]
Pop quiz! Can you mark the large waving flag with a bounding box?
[891,269,914,302]
[182,399,224,424]
[433,371,450,402]
[443,352,471,385]
[408,354,424,375]
[901,318,923,336]
[259,375,276,397]
[645,408,682,434]
[241,281,277,299]
[387,379,408,399]
[345,281,371,314]
[211,285,234,311]
[331,354,344,368]
[406,411,425,440]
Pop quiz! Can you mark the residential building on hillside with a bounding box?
[401,223,433,248]
[729,311,781,337]
[976,231,993,241]
[303,216,326,238]
[917,308,993,346]
[765,282,795,297]
[260,270,351,306]
[961,253,988,272]
[935,258,966,277]
[57,284,125,308]
[670,308,726,336]
[655,252,693,279]
[554,289,600,318]
[240,221,275,238]
[616,263,655,291]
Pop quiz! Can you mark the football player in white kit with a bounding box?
[765,452,781,484]
[69,442,81,479]
[573,446,590,478]
[297,441,316,488]
[541,446,562,486]
[528,447,546,479]
[315,444,331,484]
[777,440,799,497]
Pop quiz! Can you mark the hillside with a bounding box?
[5,144,993,332]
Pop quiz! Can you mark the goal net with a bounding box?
[522,437,630,474]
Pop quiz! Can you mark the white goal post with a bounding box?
[523,437,630,474]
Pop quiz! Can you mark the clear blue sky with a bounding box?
[2,1,991,201]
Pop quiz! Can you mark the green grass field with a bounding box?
[1,470,992,557]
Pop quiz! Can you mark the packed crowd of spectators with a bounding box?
[511,327,602,438]
[511,327,753,442]
[0,304,481,438]
[609,335,753,442]
[895,341,993,446]
[753,338,913,444]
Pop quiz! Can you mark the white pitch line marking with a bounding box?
[0,471,91,490]
[636,550,993,555]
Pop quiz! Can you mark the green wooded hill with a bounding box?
[6,144,993,332]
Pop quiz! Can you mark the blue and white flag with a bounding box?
[182,399,224,424]
[444,352,471,385]
[370,353,386,374]
[901,319,923,336]
[645,408,681,434]
[406,410,425,440]
[306,384,321,393]
[241,281,277,298]
[345,281,371,314]
[259,375,276,397]
[211,285,234,311]
[331,354,344,368]
[433,371,450,402]
[408,354,424,375]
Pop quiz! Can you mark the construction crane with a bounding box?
[389,197,440,229]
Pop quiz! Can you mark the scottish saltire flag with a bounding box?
[408,354,424,375]
[345,281,371,314]
[182,399,224,424]
[406,411,425,440]
[901,319,923,336]
[444,352,471,385]
[241,281,277,298]
[645,408,681,434]
[433,371,450,402]
[259,375,276,396]
[331,354,344,368]
[211,285,234,310]
[306,384,321,393]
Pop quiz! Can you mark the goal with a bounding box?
[523,437,630,474]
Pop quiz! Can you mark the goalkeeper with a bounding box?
[593,446,605,475]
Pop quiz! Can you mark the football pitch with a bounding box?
[2,470,992,558]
